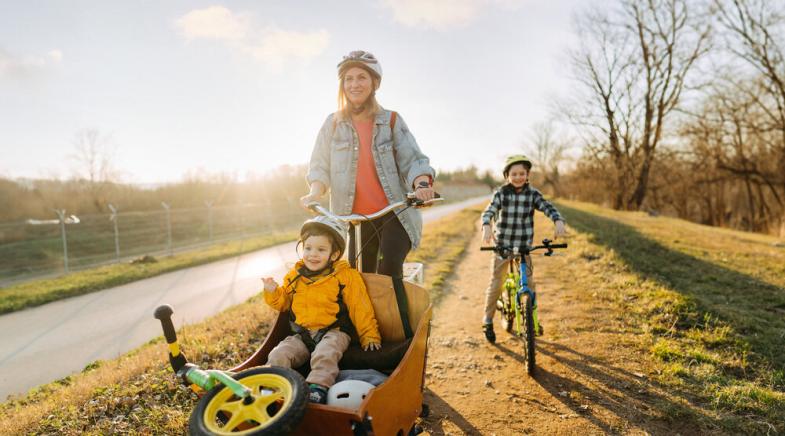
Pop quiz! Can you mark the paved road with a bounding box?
[0,198,485,400]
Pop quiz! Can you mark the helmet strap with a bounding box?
[298,262,335,279]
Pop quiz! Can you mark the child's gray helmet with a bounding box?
[301,216,348,258]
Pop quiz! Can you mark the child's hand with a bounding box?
[554,220,567,239]
[363,342,381,351]
[261,277,279,292]
[482,224,495,244]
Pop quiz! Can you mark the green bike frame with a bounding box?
[503,257,540,336]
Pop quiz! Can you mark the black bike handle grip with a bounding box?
[550,243,568,249]
[480,247,496,251]
[154,304,178,345]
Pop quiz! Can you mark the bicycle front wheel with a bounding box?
[188,367,308,436]
[498,287,514,333]
[519,292,536,374]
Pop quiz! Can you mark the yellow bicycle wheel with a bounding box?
[189,367,307,436]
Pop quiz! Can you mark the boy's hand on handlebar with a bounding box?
[482,224,496,244]
[261,277,279,292]
[554,220,567,239]
[363,341,381,351]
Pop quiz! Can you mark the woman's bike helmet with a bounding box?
[503,154,533,177]
[301,215,348,258]
[337,50,383,80]
[326,380,375,410]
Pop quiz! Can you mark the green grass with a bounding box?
[0,230,298,315]
[0,206,480,435]
[408,206,482,302]
[554,199,785,433]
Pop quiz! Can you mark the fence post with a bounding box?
[205,200,213,242]
[108,203,120,263]
[54,209,69,273]
[161,202,172,256]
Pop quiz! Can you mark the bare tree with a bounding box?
[527,121,571,197]
[565,0,711,210]
[715,0,785,192]
[69,129,119,211]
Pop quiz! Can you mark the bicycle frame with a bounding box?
[307,194,442,273]
[503,252,538,336]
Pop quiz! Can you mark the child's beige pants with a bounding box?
[483,254,535,322]
[266,328,351,387]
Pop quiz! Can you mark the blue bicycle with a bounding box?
[481,239,567,374]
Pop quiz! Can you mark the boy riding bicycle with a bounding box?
[481,155,566,343]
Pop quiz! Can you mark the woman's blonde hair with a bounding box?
[337,64,381,121]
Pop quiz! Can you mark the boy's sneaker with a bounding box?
[482,323,496,344]
[308,384,328,404]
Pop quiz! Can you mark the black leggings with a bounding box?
[347,212,411,278]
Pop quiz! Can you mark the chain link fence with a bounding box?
[0,184,491,287]
[0,198,309,286]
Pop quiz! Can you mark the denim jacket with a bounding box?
[306,108,435,248]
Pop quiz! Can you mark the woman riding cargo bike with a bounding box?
[153,49,440,435]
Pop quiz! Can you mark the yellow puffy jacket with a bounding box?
[264,260,381,348]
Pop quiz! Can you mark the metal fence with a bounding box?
[0,184,491,287]
[0,199,309,286]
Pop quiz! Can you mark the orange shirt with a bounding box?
[352,118,389,214]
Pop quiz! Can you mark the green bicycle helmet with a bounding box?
[503,154,533,177]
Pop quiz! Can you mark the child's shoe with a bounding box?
[308,384,328,404]
[482,323,496,344]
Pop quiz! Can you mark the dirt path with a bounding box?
[419,226,693,435]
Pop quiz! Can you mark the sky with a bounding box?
[0,0,586,184]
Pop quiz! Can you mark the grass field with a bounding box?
[0,206,481,435]
[551,200,785,432]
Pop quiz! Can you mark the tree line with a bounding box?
[0,166,492,223]
[539,0,785,236]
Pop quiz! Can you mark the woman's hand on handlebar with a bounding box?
[413,175,435,204]
[300,193,321,210]
[300,182,326,210]
[414,185,436,203]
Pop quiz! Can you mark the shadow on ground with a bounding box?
[491,339,716,435]
[419,387,481,435]
[556,202,785,372]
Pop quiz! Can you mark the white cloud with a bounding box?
[174,6,250,41]
[174,6,329,69]
[0,47,63,80]
[244,29,329,69]
[47,50,63,62]
[381,0,523,30]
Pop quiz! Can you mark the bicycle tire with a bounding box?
[188,366,308,436]
[520,292,536,374]
[498,288,514,333]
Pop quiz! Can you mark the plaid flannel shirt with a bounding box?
[481,183,564,250]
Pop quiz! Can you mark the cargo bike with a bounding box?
[154,194,441,435]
